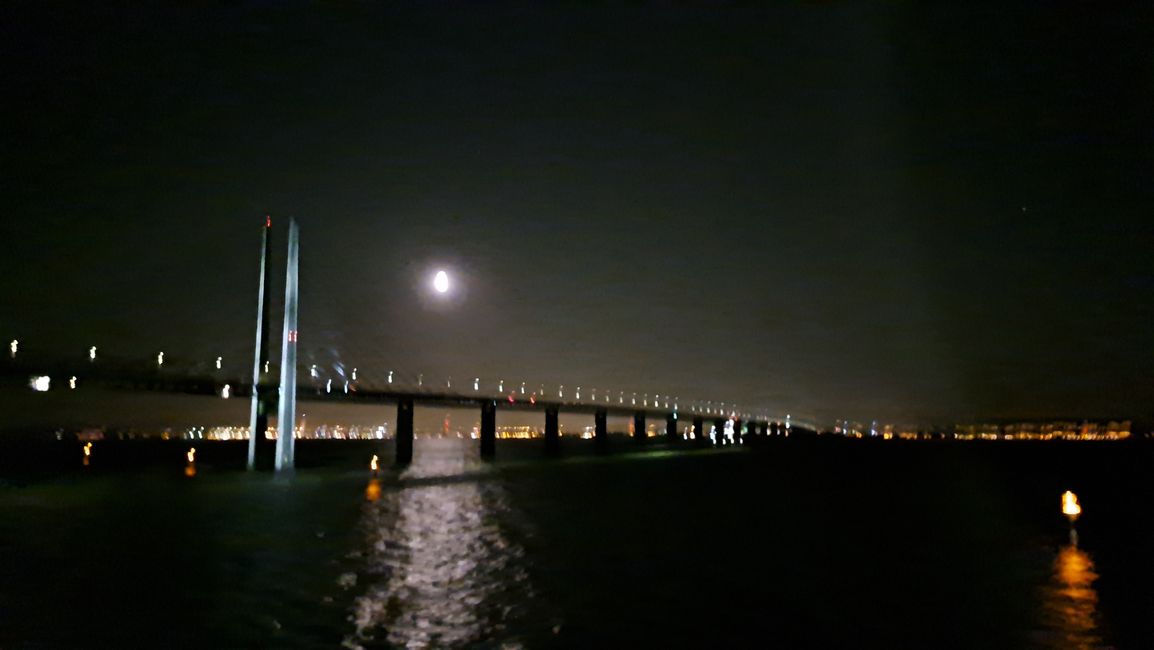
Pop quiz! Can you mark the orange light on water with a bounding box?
[365,478,381,502]
[186,447,196,463]
[1063,491,1082,520]
[184,465,197,478]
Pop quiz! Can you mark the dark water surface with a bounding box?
[2,437,1151,648]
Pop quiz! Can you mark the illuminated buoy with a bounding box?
[1062,490,1081,521]
[185,446,197,476]
[370,454,379,473]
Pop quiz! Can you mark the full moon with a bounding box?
[433,270,450,293]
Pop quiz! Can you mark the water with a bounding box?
[2,437,1151,648]
[346,442,536,648]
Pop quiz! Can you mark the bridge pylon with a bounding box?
[274,219,300,472]
[247,217,274,470]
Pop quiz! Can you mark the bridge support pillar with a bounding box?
[713,418,726,445]
[274,219,299,473]
[595,408,609,453]
[480,399,496,459]
[247,218,273,471]
[633,411,646,443]
[395,398,414,466]
[693,416,706,447]
[666,413,678,442]
[544,406,560,455]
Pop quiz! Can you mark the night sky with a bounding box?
[2,1,1153,427]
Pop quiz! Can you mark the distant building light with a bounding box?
[30,375,50,392]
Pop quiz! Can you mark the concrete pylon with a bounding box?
[480,399,496,459]
[247,217,273,471]
[544,406,560,455]
[594,408,609,453]
[395,398,414,466]
[274,219,299,473]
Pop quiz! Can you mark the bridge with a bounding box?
[2,218,801,471]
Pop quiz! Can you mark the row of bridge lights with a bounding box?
[11,339,766,419]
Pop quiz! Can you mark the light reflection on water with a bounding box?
[1035,542,1107,650]
[344,440,532,649]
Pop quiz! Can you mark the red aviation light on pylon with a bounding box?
[266,215,272,228]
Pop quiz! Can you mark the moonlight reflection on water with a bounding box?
[344,440,533,649]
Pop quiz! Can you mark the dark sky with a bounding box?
[2,1,1153,426]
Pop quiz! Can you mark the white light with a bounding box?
[433,270,450,294]
[157,352,165,367]
[352,368,358,381]
[89,346,97,361]
[30,376,50,392]
[520,382,525,394]
[221,384,231,399]
[69,376,77,389]
[310,364,318,378]
[8,339,16,358]
[215,356,222,370]
[326,379,332,394]
[387,371,393,384]
[474,378,479,391]
[264,361,270,374]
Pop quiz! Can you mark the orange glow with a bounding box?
[186,447,196,463]
[184,464,197,478]
[1039,544,1102,648]
[1062,491,1082,520]
[83,442,92,457]
[365,478,381,502]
